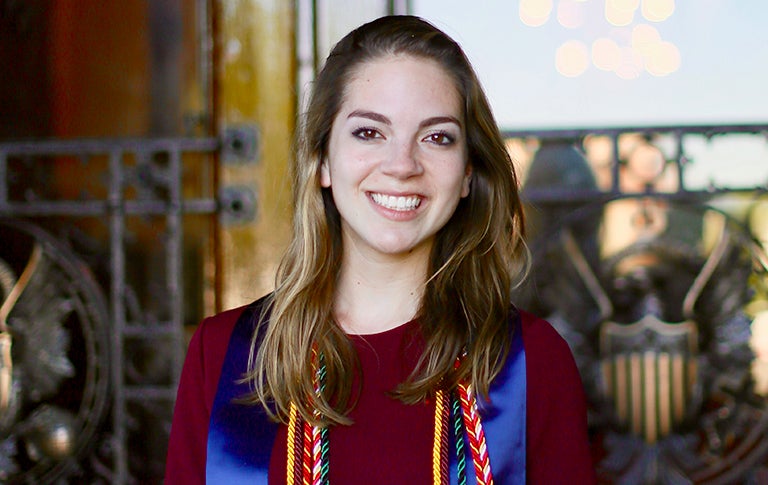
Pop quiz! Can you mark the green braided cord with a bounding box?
[317,354,330,485]
[319,426,330,485]
[452,390,467,485]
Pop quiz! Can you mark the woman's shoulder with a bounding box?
[513,307,580,378]
[188,295,272,380]
[512,308,597,483]
[196,304,248,338]
[185,295,272,409]
[193,294,272,346]
[516,308,569,348]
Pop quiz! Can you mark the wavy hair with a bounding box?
[245,15,527,426]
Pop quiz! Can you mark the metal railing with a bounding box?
[502,123,768,203]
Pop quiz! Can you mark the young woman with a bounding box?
[165,15,595,484]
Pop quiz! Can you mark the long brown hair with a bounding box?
[246,15,527,426]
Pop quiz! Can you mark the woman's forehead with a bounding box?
[337,55,462,118]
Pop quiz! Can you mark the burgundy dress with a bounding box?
[165,301,596,484]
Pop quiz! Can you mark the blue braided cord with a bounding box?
[317,353,330,485]
[452,390,467,485]
[319,426,330,485]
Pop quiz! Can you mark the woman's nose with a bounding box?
[380,140,423,178]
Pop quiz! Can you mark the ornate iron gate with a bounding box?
[0,137,222,484]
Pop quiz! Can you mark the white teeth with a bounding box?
[371,193,421,211]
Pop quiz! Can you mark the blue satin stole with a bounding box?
[206,304,526,484]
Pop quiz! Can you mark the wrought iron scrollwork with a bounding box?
[0,218,111,484]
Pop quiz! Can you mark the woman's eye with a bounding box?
[352,127,381,140]
[424,132,455,146]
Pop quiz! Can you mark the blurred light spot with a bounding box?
[627,144,666,181]
[614,46,643,79]
[592,37,621,71]
[224,39,242,62]
[520,0,553,27]
[583,135,616,190]
[631,23,662,58]
[556,40,590,77]
[605,0,637,26]
[557,0,585,29]
[583,135,614,165]
[642,0,675,22]
[645,40,681,76]
[610,0,641,11]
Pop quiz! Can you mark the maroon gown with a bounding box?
[165,304,596,484]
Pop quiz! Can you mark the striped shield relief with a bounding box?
[600,315,700,443]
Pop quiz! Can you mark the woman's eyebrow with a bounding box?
[347,110,390,124]
[419,116,462,129]
[347,110,461,129]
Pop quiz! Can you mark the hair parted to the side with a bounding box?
[244,15,528,426]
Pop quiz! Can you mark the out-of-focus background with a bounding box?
[0,0,767,483]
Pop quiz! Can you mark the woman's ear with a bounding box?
[320,159,331,188]
[461,163,472,198]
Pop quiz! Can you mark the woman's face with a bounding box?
[321,54,471,262]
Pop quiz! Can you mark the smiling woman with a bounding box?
[166,15,596,485]
[320,55,471,282]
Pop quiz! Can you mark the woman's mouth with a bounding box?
[370,193,422,211]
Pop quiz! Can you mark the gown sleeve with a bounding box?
[520,310,597,484]
[164,306,245,485]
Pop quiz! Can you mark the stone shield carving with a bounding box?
[517,203,768,484]
[600,315,700,444]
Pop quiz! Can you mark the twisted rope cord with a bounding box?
[293,412,305,482]
[319,426,329,484]
[287,403,299,485]
[298,345,325,485]
[438,392,451,485]
[302,419,313,485]
[452,390,468,485]
[316,352,330,485]
[311,425,323,484]
[432,389,451,484]
[432,389,445,482]
[458,380,494,485]
[287,349,497,485]
[310,347,329,485]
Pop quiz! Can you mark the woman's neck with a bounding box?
[334,248,429,335]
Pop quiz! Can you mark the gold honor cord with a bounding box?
[0,244,43,411]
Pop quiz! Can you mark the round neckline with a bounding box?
[346,318,419,339]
